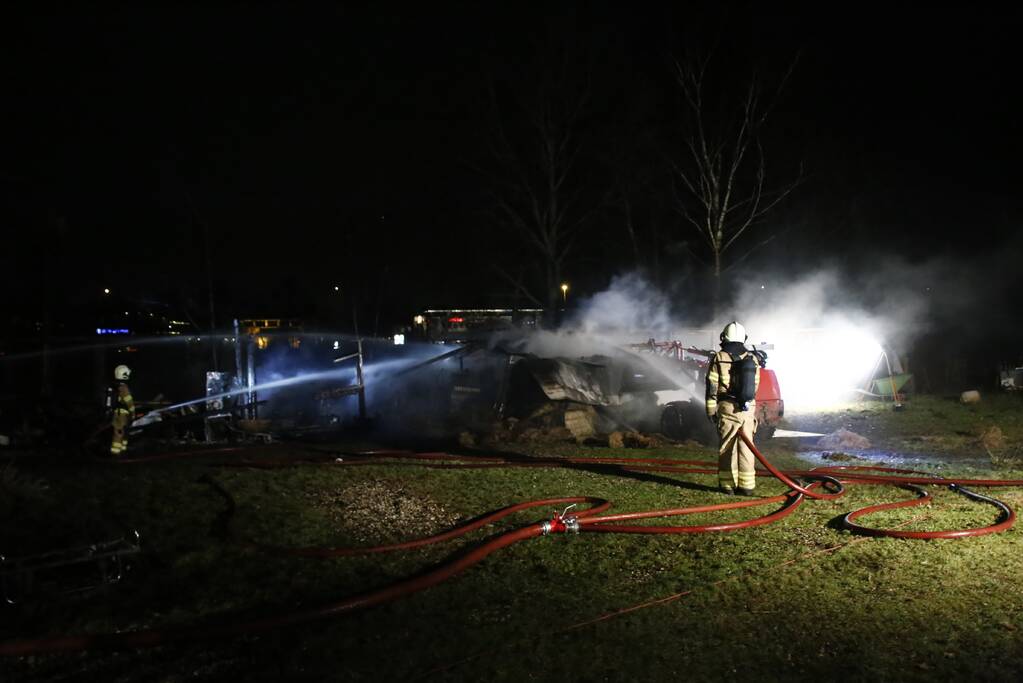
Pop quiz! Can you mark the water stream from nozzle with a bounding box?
[139,347,459,419]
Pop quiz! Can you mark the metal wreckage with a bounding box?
[145,316,760,447]
[405,335,785,446]
[117,328,784,450]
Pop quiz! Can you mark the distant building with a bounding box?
[237,317,303,349]
[411,308,543,344]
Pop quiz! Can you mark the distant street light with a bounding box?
[103,288,110,295]
[561,283,569,303]
[333,285,340,293]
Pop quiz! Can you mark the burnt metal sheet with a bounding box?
[521,352,683,406]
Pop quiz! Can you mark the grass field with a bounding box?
[783,394,1023,460]
[2,394,1023,681]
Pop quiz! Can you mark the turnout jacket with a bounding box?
[107,382,134,417]
[705,342,761,418]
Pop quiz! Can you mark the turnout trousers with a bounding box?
[716,401,758,491]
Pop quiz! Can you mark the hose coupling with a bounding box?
[541,504,581,535]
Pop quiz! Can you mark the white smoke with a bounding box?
[569,272,676,339]
[506,264,952,410]
[502,273,683,358]
[723,271,887,408]
[483,246,983,409]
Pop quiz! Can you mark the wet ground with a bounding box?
[777,398,1016,471]
[787,446,990,471]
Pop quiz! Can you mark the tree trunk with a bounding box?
[712,249,722,321]
[623,200,641,268]
[546,260,560,328]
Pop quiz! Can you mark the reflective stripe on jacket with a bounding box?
[705,348,761,417]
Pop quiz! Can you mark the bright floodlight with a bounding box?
[757,326,883,410]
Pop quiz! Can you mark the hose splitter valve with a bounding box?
[541,504,580,535]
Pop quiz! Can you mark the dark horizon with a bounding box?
[3,3,1022,339]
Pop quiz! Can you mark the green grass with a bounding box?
[786,393,1023,460]
[2,399,1023,682]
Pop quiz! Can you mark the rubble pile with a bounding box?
[479,401,667,448]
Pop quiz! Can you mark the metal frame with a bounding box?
[1,530,141,605]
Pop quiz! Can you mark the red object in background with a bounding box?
[447,317,464,323]
[756,368,784,425]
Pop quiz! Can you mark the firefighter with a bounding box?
[706,321,761,495]
[108,364,134,456]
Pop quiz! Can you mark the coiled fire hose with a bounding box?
[1,433,1021,657]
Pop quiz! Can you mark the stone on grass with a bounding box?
[960,390,981,404]
[816,428,871,450]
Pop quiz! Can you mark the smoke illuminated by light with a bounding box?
[562,272,899,411]
[749,325,883,409]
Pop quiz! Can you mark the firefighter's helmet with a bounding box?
[114,365,131,381]
[720,321,747,344]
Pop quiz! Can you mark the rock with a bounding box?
[457,431,476,448]
[816,428,871,450]
[960,390,981,404]
[564,404,600,442]
[979,425,1005,450]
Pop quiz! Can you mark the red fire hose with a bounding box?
[2,433,1022,657]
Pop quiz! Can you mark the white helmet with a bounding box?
[114,365,131,381]
[720,321,747,344]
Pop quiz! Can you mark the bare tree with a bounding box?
[475,52,594,325]
[671,54,802,314]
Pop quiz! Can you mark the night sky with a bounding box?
[4,3,1022,334]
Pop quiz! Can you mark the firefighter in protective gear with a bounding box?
[706,322,761,495]
[107,365,134,456]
